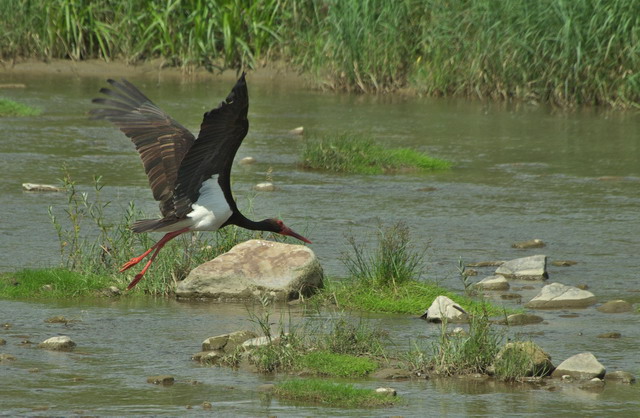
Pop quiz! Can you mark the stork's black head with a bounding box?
[262,218,311,244]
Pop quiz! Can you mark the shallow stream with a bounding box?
[0,70,639,416]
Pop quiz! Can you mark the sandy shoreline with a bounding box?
[0,57,309,86]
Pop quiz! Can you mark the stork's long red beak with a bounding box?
[281,226,312,244]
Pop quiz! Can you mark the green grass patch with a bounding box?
[0,268,114,299]
[274,379,400,408]
[301,133,451,174]
[300,351,378,377]
[0,98,41,117]
[322,278,508,317]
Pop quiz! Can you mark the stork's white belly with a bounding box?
[187,175,233,231]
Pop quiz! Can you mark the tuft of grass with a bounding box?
[0,98,41,116]
[300,351,378,377]
[274,379,400,408]
[0,268,113,299]
[342,222,424,288]
[430,309,501,376]
[301,133,451,174]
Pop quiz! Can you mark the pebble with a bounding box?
[146,375,174,385]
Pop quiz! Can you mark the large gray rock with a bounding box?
[420,296,468,323]
[176,240,323,301]
[552,352,605,380]
[495,255,548,280]
[525,282,596,309]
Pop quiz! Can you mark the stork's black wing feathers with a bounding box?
[172,73,249,218]
[90,79,195,217]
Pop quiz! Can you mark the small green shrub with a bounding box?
[0,98,41,116]
[301,133,451,174]
[274,379,400,408]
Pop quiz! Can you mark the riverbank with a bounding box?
[1,0,637,108]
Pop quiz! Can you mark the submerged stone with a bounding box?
[596,299,633,313]
[511,239,546,249]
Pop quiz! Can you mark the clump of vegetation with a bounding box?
[273,379,401,408]
[0,98,41,117]
[300,351,378,377]
[301,133,450,174]
[47,168,258,295]
[0,268,112,299]
[430,310,501,376]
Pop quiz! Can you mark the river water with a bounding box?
[0,71,638,416]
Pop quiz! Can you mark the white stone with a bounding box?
[254,182,275,191]
[525,282,596,309]
[421,295,468,322]
[375,387,397,396]
[495,255,548,280]
[289,126,304,135]
[239,156,256,165]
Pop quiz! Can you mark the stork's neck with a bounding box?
[228,212,277,233]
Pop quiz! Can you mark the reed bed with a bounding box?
[1,0,636,106]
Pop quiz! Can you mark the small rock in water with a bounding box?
[147,375,175,385]
[22,183,63,192]
[512,239,546,249]
[474,275,509,291]
[44,315,70,324]
[375,387,397,396]
[202,401,213,410]
[467,261,505,267]
[596,299,633,313]
[604,370,636,384]
[0,354,17,362]
[500,293,522,300]
[499,313,544,326]
[597,332,622,339]
[38,336,76,351]
[551,260,577,267]
[551,352,605,380]
[0,338,6,346]
[254,182,275,191]
[289,126,304,135]
[239,156,256,165]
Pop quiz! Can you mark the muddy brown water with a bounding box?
[0,70,639,416]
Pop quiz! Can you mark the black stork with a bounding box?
[90,74,311,290]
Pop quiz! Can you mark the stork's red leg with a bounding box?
[120,228,189,289]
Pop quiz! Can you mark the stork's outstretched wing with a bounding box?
[90,79,195,217]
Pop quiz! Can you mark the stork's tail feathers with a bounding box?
[131,218,181,233]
